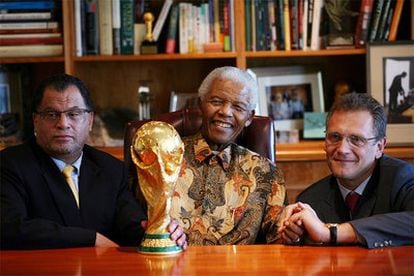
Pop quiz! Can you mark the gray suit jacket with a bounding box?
[297,154,414,248]
[0,138,146,249]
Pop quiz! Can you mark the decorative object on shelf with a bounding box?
[169,91,198,112]
[130,121,184,255]
[140,12,158,54]
[367,41,414,145]
[248,66,325,133]
[138,85,151,120]
[303,112,327,139]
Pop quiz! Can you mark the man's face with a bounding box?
[324,110,385,189]
[33,85,93,163]
[199,78,254,148]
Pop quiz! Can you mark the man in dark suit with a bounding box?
[279,93,414,248]
[0,74,187,250]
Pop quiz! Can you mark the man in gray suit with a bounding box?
[279,92,414,248]
[0,74,187,249]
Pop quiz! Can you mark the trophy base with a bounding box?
[138,233,182,255]
[141,41,158,55]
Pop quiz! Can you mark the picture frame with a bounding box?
[367,41,414,145]
[169,91,199,112]
[248,66,324,131]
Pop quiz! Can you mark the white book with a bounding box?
[74,0,83,56]
[179,2,188,54]
[0,21,59,30]
[229,0,235,51]
[0,12,51,21]
[0,44,63,58]
[152,0,173,42]
[112,0,121,55]
[310,0,323,50]
[302,0,309,50]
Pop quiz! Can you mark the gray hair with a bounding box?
[198,66,258,111]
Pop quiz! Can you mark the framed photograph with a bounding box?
[248,66,324,131]
[169,91,199,112]
[367,41,414,145]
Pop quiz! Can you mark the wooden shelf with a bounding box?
[244,48,366,58]
[0,56,65,64]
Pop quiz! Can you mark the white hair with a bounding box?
[198,66,258,111]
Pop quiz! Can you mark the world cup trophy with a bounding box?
[130,121,184,254]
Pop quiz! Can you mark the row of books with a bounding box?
[0,0,63,58]
[74,0,235,56]
[245,0,405,51]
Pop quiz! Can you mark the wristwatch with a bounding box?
[326,223,338,245]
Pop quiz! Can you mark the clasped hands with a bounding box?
[278,202,330,245]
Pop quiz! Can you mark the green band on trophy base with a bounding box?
[138,233,182,255]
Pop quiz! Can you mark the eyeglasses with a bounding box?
[36,108,91,123]
[325,132,378,148]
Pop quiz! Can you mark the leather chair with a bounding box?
[123,108,275,200]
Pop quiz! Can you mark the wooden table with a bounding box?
[1,245,413,275]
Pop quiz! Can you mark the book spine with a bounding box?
[120,0,134,55]
[74,0,83,56]
[152,0,173,42]
[382,2,394,40]
[245,0,252,51]
[0,21,59,30]
[290,0,299,50]
[376,0,391,40]
[165,4,178,54]
[283,0,291,50]
[276,0,285,50]
[0,1,55,11]
[0,44,63,58]
[388,0,403,41]
[306,0,314,48]
[254,0,263,51]
[268,0,277,51]
[112,0,121,55]
[250,0,256,51]
[0,12,52,21]
[179,2,188,54]
[85,0,99,55]
[0,37,63,45]
[98,0,113,55]
[368,0,384,42]
[310,0,322,50]
[354,0,374,48]
[302,0,308,50]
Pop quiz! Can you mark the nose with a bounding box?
[218,101,232,116]
[336,136,352,152]
[56,112,70,128]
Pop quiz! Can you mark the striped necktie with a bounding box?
[62,165,79,208]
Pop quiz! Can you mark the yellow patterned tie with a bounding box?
[62,165,79,208]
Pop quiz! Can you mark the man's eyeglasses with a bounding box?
[325,132,378,148]
[36,109,91,123]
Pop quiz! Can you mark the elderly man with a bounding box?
[169,66,287,245]
[280,93,414,248]
[0,74,187,249]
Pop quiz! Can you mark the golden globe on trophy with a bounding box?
[130,121,184,254]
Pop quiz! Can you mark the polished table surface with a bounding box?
[1,244,413,275]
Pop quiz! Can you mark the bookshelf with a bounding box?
[1,1,413,163]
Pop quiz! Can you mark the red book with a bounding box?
[354,0,374,48]
[0,36,63,45]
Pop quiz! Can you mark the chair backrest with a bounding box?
[123,108,275,200]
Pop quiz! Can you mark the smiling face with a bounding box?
[324,110,385,189]
[199,78,254,149]
[33,85,94,163]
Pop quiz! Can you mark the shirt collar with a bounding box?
[337,175,370,200]
[52,153,83,174]
[193,133,232,170]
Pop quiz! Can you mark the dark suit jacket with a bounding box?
[297,154,414,248]
[0,138,146,249]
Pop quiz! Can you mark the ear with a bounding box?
[88,112,95,131]
[375,137,386,159]
[244,110,255,127]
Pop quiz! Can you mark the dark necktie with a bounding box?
[345,191,360,217]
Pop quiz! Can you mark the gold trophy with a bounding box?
[130,121,184,254]
[140,12,158,54]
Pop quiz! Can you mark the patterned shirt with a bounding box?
[170,133,287,245]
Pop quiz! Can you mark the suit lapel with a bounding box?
[322,178,350,222]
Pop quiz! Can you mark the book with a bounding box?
[0,1,54,11]
[310,0,323,50]
[112,0,121,55]
[98,0,113,55]
[165,3,178,54]
[354,0,374,48]
[85,0,99,55]
[250,0,256,51]
[0,21,59,30]
[152,0,173,42]
[0,33,61,39]
[0,44,63,58]
[368,0,384,42]
[178,2,189,54]
[120,0,134,55]
[388,0,404,41]
[0,12,52,21]
[275,0,285,50]
[0,36,63,45]
[302,0,309,50]
[245,0,252,51]
[382,1,395,40]
[0,28,60,35]
[283,0,291,50]
[267,0,277,51]
[290,0,300,50]
[74,0,84,56]
[376,0,392,40]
